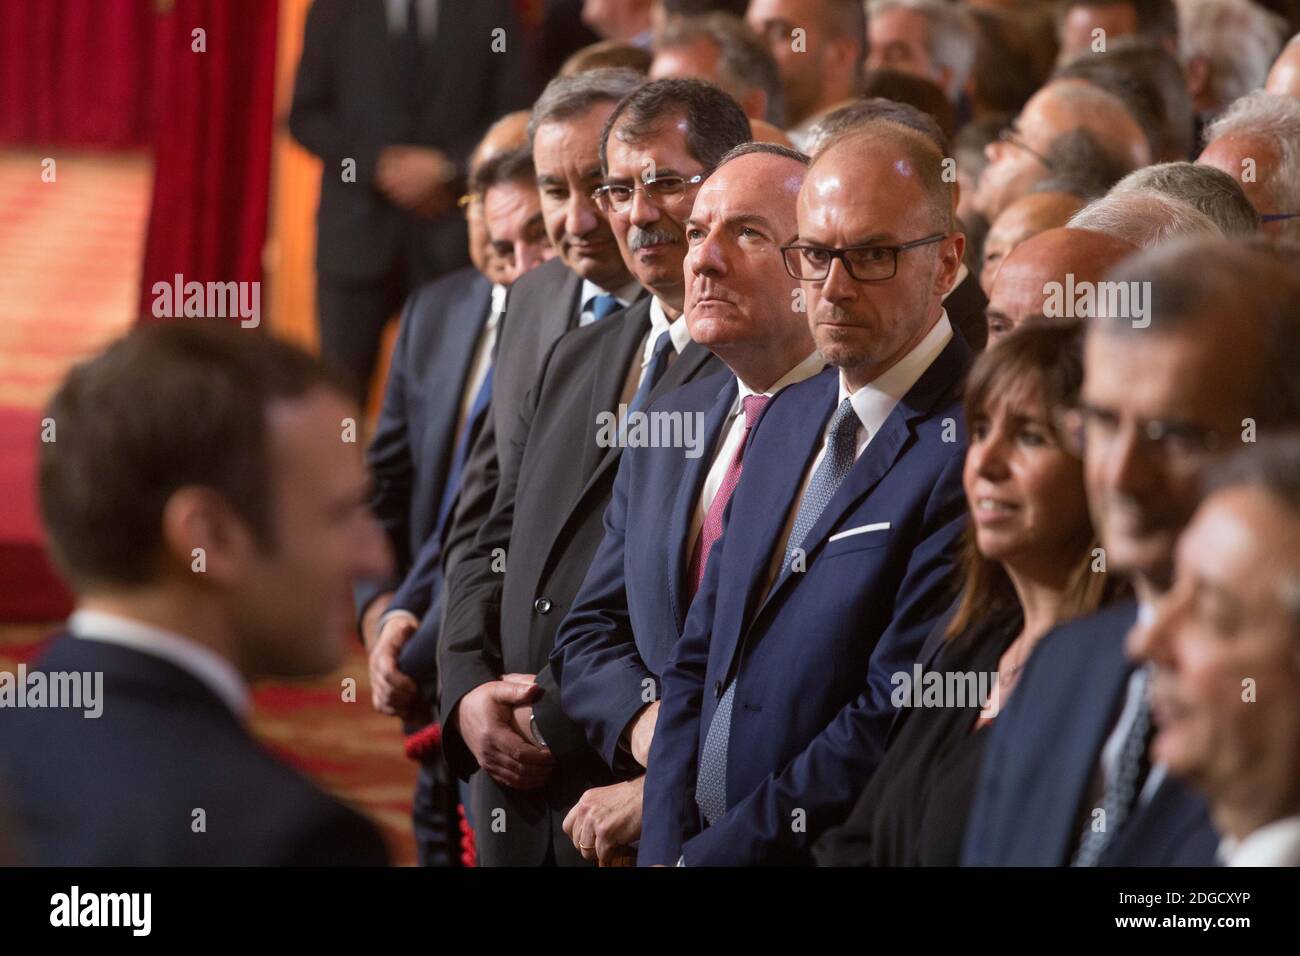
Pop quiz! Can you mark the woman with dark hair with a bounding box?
[813,317,1125,866]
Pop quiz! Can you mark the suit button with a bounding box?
[714,680,722,699]
[534,597,552,615]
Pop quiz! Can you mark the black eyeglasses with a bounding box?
[997,127,1054,170]
[1054,404,1224,466]
[591,173,707,214]
[781,234,947,282]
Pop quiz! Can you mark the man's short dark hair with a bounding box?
[1032,127,1138,199]
[600,77,752,173]
[529,68,646,143]
[1055,38,1194,161]
[859,70,957,140]
[655,12,785,125]
[469,145,536,199]
[40,323,351,590]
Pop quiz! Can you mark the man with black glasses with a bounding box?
[436,78,748,866]
[639,119,973,865]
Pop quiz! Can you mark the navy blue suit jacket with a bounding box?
[0,635,388,866]
[640,338,972,866]
[549,370,738,769]
[961,600,1220,866]
[355,266,492,633]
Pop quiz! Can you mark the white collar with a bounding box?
[838,312,953,438]
[1220,815,1300,867]
[648,297,692,357]
[68,609,251,720]
[488,282,507,326]
[581,277,641,311]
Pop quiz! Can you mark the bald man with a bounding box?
[980,191,1087,294]
[640,121,972,865]
[466,111,533,283]
[1267,35,1300,99]
[974,79,1150,222]
[1198,91,1300,245]
[985,227,1138,342]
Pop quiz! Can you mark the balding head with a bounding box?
[980,191,1088,294]
[797,120,963,388]
[1268,34,1300,99]
[974,79,1150,220]
[986,227,1138,342]
[469,111,532,175]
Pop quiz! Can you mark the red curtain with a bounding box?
[138,0,279,317]
[0,0,279,320]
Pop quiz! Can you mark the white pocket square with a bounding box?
[828,522,890,543]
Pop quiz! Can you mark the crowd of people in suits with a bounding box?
[4,0,1300,868]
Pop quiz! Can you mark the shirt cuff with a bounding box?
[376,608,420,635]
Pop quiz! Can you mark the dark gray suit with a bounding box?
[439,297,725,865]
[288,0,532,392]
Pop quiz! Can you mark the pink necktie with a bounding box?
[688,394,770,598]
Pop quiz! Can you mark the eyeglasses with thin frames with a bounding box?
[997,127,1054,170]
[591,173,707,214]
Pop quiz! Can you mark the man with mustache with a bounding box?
[963,238,1300,865]
[436,78,750,866]
[639,119,973,865]
[550,142,823,863]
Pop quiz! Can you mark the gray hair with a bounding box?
[1068,191,1222,247]
[1110,162,1259,235]
[1176,0,1288,113]
[527,68,646,145]
[654,12,785,125]
[1204,90,1300,242]
[866,0,979,101]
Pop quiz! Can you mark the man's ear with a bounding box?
[160,486,255,586]
[744,88,769,126]
[938,232,965,295]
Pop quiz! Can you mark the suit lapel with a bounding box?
[578,300,652,482]
[757,335,970,615]
[666,375,738,631]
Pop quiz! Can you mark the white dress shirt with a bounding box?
[638,297,693,386]
[578,277,641,327]
[764,312,953,592]
[1220,815,1300,867]
[455,282,505,436]
[69,609,251,720]
[688,351,827,547]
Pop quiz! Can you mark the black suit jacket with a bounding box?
[945,270,988,352]
[0,635,389,866]
[355,266,493,621]
[289,0,532,281]
[961,601,1220,866]
[438,298,724,865]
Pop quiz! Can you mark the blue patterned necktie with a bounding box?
[695,397,861,826]
[1073,667,1153,867]
[586,293,620,324]
[627,328,674,414]
[436,366,492,529]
